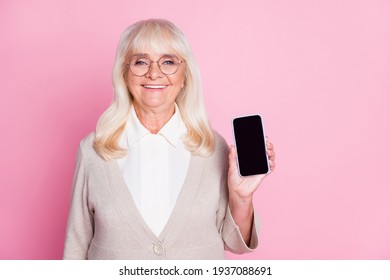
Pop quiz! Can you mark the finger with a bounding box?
[267,150,275,161]
[269,161,276,172]
[266,140,274,150]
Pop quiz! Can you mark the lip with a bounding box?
[142,84,169,89]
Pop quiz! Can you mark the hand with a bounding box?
[228,138,275,199]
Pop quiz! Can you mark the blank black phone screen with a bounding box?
[233,115,269,176]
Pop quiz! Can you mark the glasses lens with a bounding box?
[128,55,181,76]
[129,56,150,76]
[158,55,181,75]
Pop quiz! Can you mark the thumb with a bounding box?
[228,145,238,173]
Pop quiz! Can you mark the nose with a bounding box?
[146,61,163,79]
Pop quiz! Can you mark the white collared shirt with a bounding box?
[117,104,191,236]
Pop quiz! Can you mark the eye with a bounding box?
[160,56,177,65]
[132,57,150,66]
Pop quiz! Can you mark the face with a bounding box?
[125,51,186,115]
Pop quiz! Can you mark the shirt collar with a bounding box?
[125,103,187,148]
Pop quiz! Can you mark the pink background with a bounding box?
[1,0,389,259]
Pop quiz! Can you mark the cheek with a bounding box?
[126,77,138,94]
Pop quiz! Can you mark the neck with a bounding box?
[133,103,175,134]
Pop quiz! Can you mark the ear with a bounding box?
[182,75,187,89]
[124,65,131,81]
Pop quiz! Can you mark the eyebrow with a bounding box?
[131,53,147,57]
[130,53,177,58]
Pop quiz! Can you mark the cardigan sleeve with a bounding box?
[221,205,259,254]
[63,144,94,260]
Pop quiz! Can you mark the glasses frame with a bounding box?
[126,54,184,77]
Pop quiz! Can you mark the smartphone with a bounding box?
[232,114,269,176]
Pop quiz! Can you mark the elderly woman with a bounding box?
[64,19,275,259]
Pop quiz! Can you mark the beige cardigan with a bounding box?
[63,132,258,259]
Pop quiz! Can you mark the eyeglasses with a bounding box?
[127,54,183,76]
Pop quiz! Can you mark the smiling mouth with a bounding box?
[142,85,168,89]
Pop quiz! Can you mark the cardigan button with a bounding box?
[153,243,165,255]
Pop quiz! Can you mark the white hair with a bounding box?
[94,19,214,160]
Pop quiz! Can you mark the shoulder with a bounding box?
[77,132,98,160]
[202,130,229,170]
[79,132,96,150]
[212,130,229,156]
[198,130,229,178]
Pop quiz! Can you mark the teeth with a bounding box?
[143,85,167,89]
